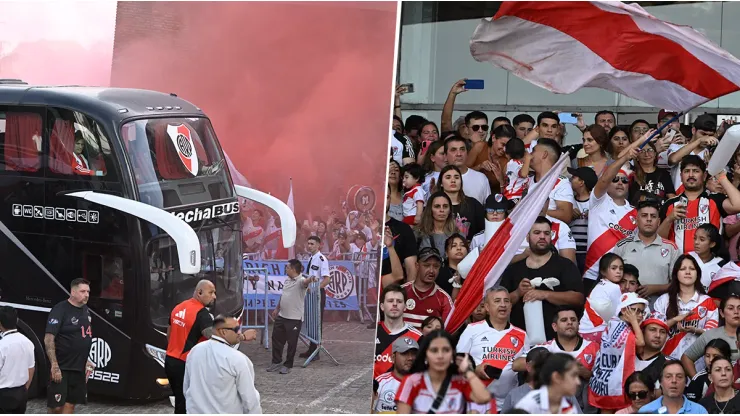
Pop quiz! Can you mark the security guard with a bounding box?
[300,236,331,360]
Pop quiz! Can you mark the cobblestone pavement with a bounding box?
[27,320,377,414]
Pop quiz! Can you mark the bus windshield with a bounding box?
[121,117,233,209]
[148,224,243,328]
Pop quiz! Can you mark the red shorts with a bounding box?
[402,216,415,225]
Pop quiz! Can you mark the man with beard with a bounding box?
[500,217,584,340]
[373,285,422,379]
[457,286,528,413]
[635,312,670,396]
[372,337,419,414]
[639,361,708,414]
[400,248,454,328]
[165,280,217,414]
[614,199,680,306]
[659,155,740,254]
[512,307,599,411]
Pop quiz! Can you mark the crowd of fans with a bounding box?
[374,79,740,414]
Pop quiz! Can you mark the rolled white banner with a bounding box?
[708,124,740,176]
[457,247,480,279]
[523,301,547,345]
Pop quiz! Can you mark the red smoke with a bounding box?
[111,2,397,218]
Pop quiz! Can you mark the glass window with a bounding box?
[147,225,243,329]
[0,108,43,173]
[47,107,114,179]
[78,247,128,326]
[121,117,233,209]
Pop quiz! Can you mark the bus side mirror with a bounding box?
[233,185,296,249]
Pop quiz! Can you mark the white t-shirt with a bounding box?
[689,251,724,293]
[658,143,709,191]
[583,191,636,281]
[402,185,425,218]
[527,175,575,212]
[422,171,440,196]
[580,279,622,334]
[462,167,492,205]
[515,386,579,414]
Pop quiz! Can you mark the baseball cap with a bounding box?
[567,167,598,191]
[641,311,669,331]
[485,193,511,212]
[392,337,420,354]
[694,114,717,133]
[658,109,678,123]
[417,247,443,262]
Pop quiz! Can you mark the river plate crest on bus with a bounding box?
[167,124,198,176]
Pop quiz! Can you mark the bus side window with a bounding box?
[1,110,42,172]
[47,108,109,178]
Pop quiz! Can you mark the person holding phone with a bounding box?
[456,286,528,413]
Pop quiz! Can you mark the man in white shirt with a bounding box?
[444,135,491,205]
[184,315,262,414]
[0,306,35,413]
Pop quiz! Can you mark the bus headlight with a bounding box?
[145,344,167,368]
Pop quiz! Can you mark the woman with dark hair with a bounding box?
[438,165,485,240]
[689,224,729,293]
[421,140,447,195]
[580,253,625,344]
[615,372,656,414]
[699,356,740,413]
[654,255,719,367]
[686,339,733,402]
[415,192,459,259]
[576,124,610,176]
[387,160,405,221]
[417,121,440,163]
[420,316,443,337]
[515,353,581,414]
[395,330,490,414]
[435,233,468,298]
[607,127,631,161]
[628,140,675,205]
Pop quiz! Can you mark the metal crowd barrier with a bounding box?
[241,267,270,349]
[349,251,379,324]
[299,278,339,366]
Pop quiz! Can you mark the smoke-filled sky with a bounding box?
[0,1,397,218]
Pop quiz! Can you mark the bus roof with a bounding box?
[0,84,206,122]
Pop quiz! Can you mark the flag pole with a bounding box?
[638,112,684,150]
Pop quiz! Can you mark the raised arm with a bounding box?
[441,79,467,133]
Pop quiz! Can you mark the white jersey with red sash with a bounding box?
[527,175,575,212]
[588,318,637,410]
[516,216,576,254]
[456,320,527,411]
[584,192,636,281]
[661,191,727,254]
[689,252,725,293]
[580,279,623,336]
[653,292,719,362]
[523,337,600,371]
[503,159,527,201]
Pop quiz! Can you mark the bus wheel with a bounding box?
[16,319,48,399]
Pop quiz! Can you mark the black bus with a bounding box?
[0,81,295,400]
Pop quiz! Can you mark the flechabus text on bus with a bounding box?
[173,202,240,223]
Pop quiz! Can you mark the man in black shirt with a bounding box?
[500,216,584,340]
[45,278,94,414]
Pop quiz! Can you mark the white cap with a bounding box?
[617,292,649,311]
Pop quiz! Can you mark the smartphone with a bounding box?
[399,83,414,94]
[485,366,503,379]
[679,196,688,208]
[464,79,485,90]
[558,113,578,124]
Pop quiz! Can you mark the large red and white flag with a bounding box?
[287,178,296,259]
[445,153,570,333]
[470,1,740,112]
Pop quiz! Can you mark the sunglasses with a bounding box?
[628,390,649,400]
[220,327,240,333]
[470,124,489,132]
[612,177,629,184]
